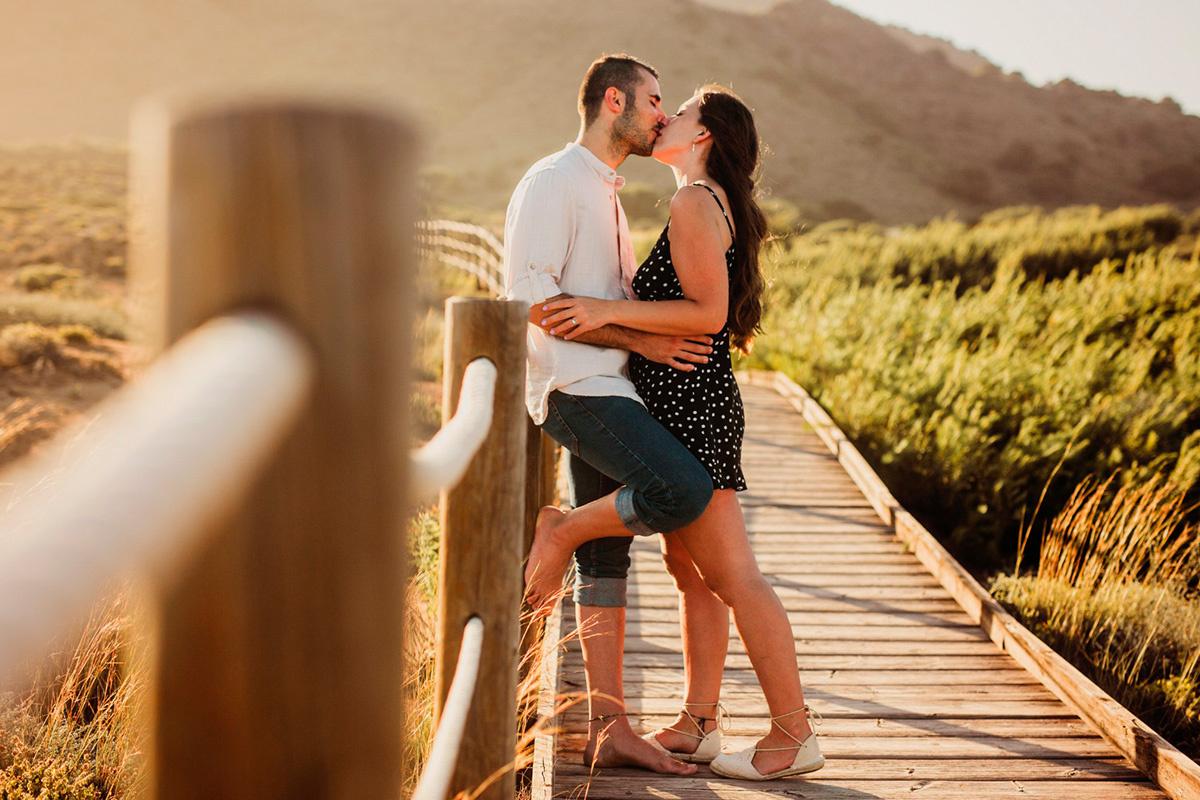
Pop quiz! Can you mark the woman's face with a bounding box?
[652,94,705,165]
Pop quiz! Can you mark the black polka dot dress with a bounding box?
[629,183,747,492]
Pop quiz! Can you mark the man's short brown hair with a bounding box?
[578,53,659,127]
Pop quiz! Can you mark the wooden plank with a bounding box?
[628,585,955,597]
[565,681,1062,703]
[600,621,991,641]
[553,776,1166,799]
[575,696,1075,719]
[572,666,1040,686]
[621,608,979,626]
[559,716,1105,740]
[556,758,1144,780]
[568,651,1037,672]
[619,596,968,614]
[604,637,1002,656]
[531,583,567,800]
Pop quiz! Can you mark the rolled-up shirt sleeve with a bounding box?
[503,167,576,306]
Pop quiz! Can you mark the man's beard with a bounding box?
[612,108,656,158]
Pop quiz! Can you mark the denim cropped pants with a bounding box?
[539,390,713,608]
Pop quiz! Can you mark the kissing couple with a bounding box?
[505,53,823,781]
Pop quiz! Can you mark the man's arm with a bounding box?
[529,294,712,371]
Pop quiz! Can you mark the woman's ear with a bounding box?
[695,128,712,145]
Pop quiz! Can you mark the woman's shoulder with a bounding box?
[668,183,726,225]
[668,182,734,242]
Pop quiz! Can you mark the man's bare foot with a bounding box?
[583,726,697,775]
[523,506,571,612]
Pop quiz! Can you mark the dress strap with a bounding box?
[691,181,735,240]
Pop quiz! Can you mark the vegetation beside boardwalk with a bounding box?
[746,204,1200,565]
[741,203,1200,756]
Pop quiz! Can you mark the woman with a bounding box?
[538,85,823,780]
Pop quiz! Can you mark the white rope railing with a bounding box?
[411,615,485,800]
[410,357,498,501]
[0,311,313,688]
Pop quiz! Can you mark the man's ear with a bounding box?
[604,86,624,115]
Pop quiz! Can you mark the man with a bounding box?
[503,54,714,774]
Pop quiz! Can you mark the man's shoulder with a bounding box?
[518,146,584,188]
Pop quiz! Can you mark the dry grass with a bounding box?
[400,509,588,800]
[13,263,82,293]
[0,323,125,381]
[0,589,145,799]
[0,294,127,341]
[992,475,1200,754]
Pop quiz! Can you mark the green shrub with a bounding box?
[843,204,1185,291]
[746,206,1200,564]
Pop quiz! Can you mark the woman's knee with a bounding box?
[705,570,771,608]
[661,549,706,592]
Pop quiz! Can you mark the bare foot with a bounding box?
[523,506,571,612]
[584,727,697,776]
[751,719,814,775]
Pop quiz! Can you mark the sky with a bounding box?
[828,0,1200,115]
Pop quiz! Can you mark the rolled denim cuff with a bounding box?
[615,485,657,536]
[573,575,628,607]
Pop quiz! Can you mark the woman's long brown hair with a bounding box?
[697,84,766,352]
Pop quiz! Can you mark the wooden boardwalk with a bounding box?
[534,379,1170,799]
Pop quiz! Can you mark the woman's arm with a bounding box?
[539,187,729,338]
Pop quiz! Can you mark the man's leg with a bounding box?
[538,432,695,774]
[526,392,713,608]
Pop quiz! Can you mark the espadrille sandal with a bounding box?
[642,702,730,764]
[708,705,824,780]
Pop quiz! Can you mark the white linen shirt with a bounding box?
[503,142,642,424]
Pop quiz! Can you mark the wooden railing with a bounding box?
[0,96,555,800]
[417,219,505,296]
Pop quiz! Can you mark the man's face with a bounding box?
[612,70,668,158]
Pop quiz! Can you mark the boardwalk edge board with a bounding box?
[532,588,566,800]
[740,368,1200,800]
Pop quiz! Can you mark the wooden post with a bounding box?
[522,420,559,559]
[436,297,527,799]
[130,96,417,798]
[518,421,559,705]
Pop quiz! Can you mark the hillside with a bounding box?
[1,0,1198,222]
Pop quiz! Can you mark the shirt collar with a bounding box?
[566,142,626,189]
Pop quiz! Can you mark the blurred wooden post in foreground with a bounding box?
[132,96,417,798]
[435,297,528,800]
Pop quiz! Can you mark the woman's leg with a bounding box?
[651,532,730,752]
[671,489,815,775]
